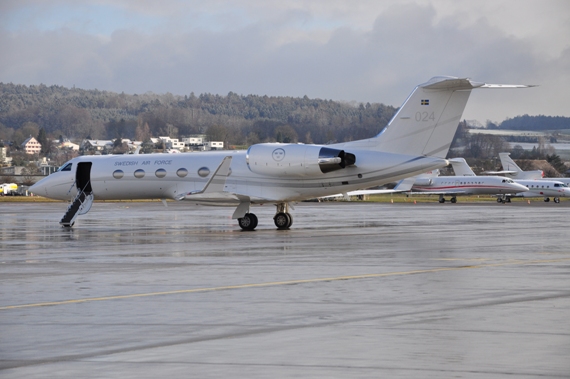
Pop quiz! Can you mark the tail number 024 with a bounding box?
[415,112,435,122]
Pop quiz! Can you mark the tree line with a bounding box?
[0,83,395,148]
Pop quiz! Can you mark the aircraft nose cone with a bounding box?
[29,180,47,197]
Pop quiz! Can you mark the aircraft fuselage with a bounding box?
[32,149,447,204]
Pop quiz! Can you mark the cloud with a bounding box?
[1,0,569,122]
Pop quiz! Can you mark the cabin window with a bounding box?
[113,170,124,179]
[197,167,210,178]
[58,163,72,172]
[134,169,145,179]
[155,168,167,178]
[176,168,188,178]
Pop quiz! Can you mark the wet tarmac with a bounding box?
[1,201,569,378]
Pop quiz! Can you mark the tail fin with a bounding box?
[449,158,476,176]
[499,152,523,173]
[344,77,533,158]
[499,152,543,179]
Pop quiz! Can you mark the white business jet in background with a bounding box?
[451,157,570,203]
[492,152,570,186]
[485,152,544,179]
[408,158,528,203]
[30,76,532,229]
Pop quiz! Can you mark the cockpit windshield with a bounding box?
[57,163,73,172]
[554,183,568,188]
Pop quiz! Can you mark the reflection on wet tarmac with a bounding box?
[1,201,569,377]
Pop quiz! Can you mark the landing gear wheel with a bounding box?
[238,213,258,231]
[506,197,511,203]
[544,197,550,203]
[497,197,503,203]
[439,198,445,204]
[450,197,457,204]
[554,197,560,203]
[285,213,293,228]
[274,212,291,230]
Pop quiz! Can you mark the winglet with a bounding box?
[184,156,233,197]
[393,177,415,192]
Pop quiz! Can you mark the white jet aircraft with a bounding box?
[448,157,570,203]
[492,152,570,186]
[508,179,570,203]
[29,76,532,229]
[408,158,529,203]
[487,152,544,179]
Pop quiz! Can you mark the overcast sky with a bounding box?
[1,0,569,123]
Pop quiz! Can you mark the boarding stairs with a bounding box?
[60,183,94,227]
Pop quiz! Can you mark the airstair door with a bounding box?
[76,162,93,193]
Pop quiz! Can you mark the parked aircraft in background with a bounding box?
[508,179,570,203]
[29,76,533,229]
[449,157,570,203]
[485,152,543,179]
[409,158,528,203]
[493,152,570,186]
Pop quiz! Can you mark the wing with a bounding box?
[319,177,416,200]
[408,189,471,196]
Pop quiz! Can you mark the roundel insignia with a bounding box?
[272,148,285,161]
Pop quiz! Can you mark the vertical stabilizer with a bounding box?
[499,152,543,179]
[340,77,533,159]
[373,77,480,158]
[499,153,523,173]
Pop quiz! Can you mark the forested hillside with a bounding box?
[498,115,570,131]
[0,83,395,147]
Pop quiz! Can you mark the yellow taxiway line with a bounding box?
[1,257,569,311]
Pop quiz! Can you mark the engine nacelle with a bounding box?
[246,143,356,178]
[414,178,433,186]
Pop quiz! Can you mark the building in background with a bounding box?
[21,137,42,155]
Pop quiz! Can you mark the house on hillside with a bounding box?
[158,136,185,151]
[81,140,114,151]
[205,141,224,150]
[21,137,41,155]
[59,139,80,151]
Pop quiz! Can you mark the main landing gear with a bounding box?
[237,213,258,231]
[497,196,511,203]
[236,202,293,231]
[544,197,561,203]
[273,202,293,230]
[438,195,457,204]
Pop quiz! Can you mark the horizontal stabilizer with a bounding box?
[449,158,476,176]
[421,77,535,90]
[483,170,518,175]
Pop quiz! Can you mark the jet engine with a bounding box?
[246,143,356,177]
[414,178,433,186]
